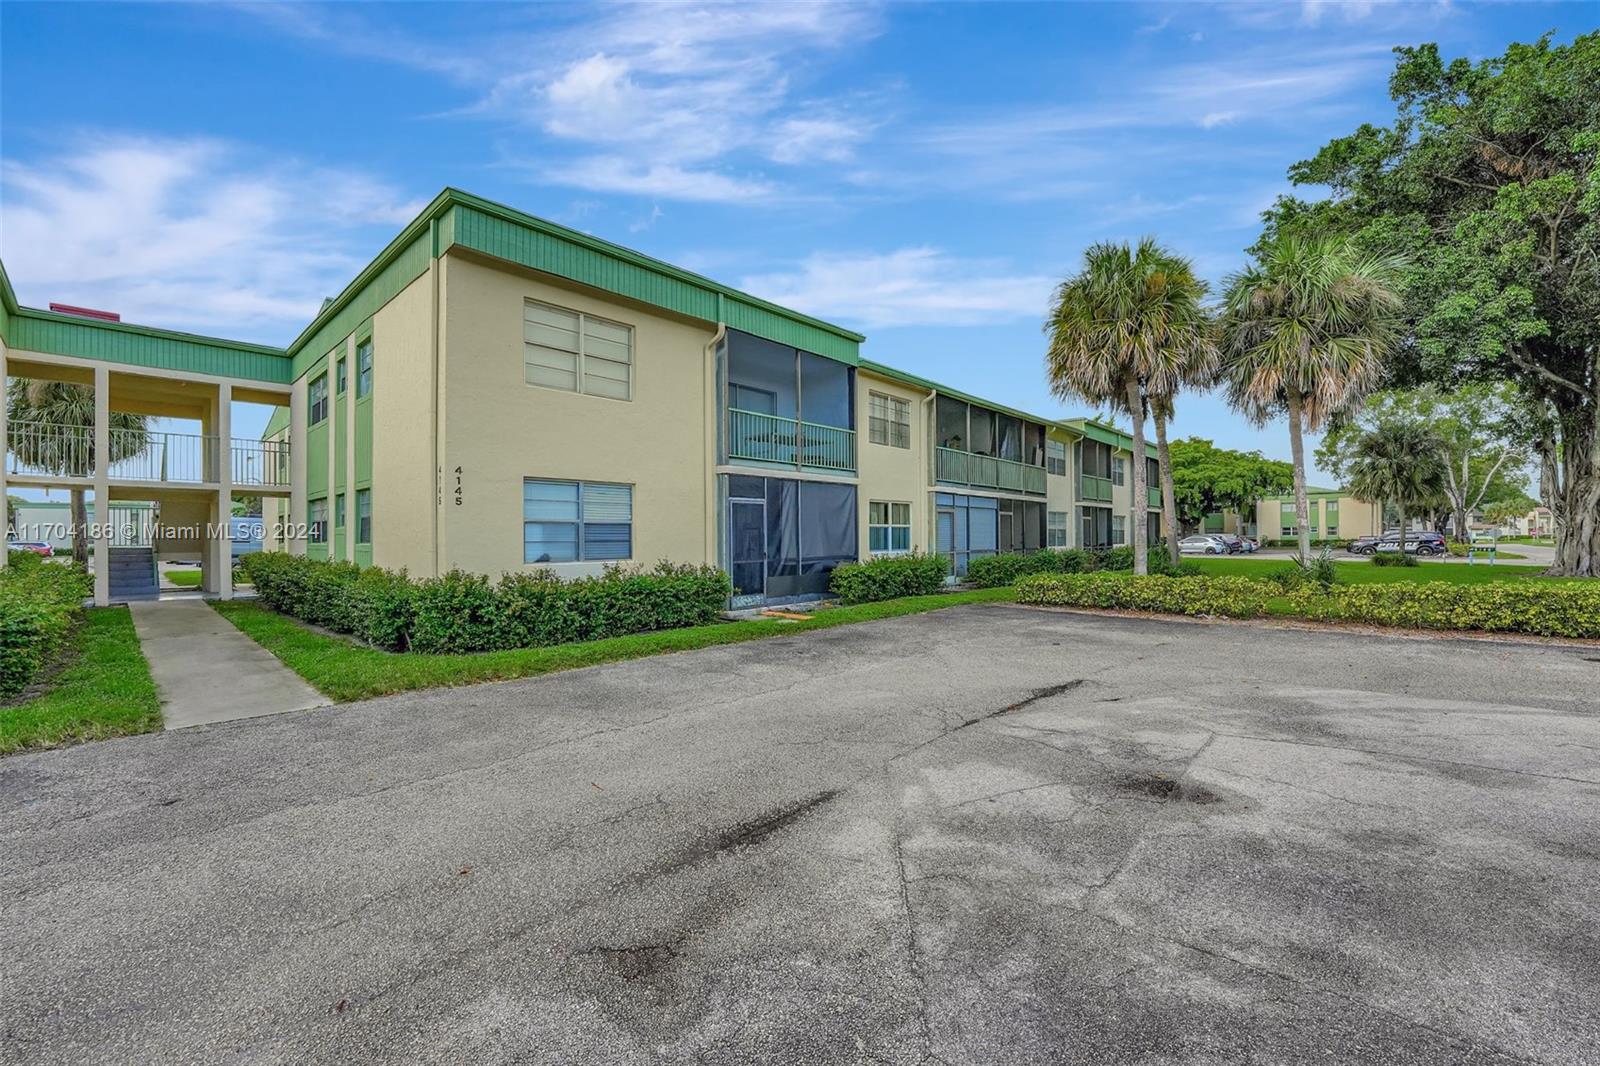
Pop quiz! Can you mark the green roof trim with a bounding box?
[859,359,1063,428]
[1049,417,1159,459]
[1260,486,1344,501]
[285,188,865,375]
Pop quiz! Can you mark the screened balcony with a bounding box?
[723,329,856,475]
[934,395,1047,497]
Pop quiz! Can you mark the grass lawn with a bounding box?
[213,586,1019,702]
[165,569,202,587]
[0,608,162,754]
[1188,556,1569,585]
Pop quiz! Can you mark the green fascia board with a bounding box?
[284,188,864,378]
[1261,487,1344,501]
[859,359,1062,428]
[1057,417,1159,459]
[7,306,292,383]
[0,257,17,342]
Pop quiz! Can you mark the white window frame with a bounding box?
[308,376,328,425]
[1112,455,1126,487]
[1046,439,1067,477]
[524,299,634,401]
[868,392,910,449]
[523,478,634,564]
[1047,510,1069,547]
[308,497,328,544]
[356,488,372,544]
[356,338,374,398]
[868,500,912,555]
[1111,514,1126,545]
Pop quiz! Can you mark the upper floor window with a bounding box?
[336,357,347,395]
[1112,456,1126,486]
[523,478,633,563]
[1046,439,1067,477]
[356,339,374,398]
[309,376,328,425]
[868,393,910,448]
[524,300,633,401]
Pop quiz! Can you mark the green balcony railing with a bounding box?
[728,408,855,473]
[936,447,1046,496]
[1147,486,1162,508]
[1079,474,1113,503]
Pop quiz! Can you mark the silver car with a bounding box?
[1178,535,1228,555]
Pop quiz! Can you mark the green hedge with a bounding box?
[238,552,731,653]
[1287,582,1600,638]
[967,549,1095,588]
[0,553,92,698]
[829,552,949,604]
[1015,572,1275,619]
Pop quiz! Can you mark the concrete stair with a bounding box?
[108,546,159,602]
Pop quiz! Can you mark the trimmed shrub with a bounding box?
[1264,563,1308,593]
[1370,552,1419,568]
[966,549,1093,588]
[1015,572,1275,619]
[1095,546,1136,572]
[1146,547,1203,578]
[829,552,949,604]
[0,555,92,698]
[1287,581,1600,639]
[238,552,732,653]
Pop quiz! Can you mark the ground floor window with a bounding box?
[334,493,346,533]
[868,501,911,554]
[725,474,857,603]
[1147,511,1161,548]
[523,478,633,563]
[308,497,328,544]
[1325,500,1339,537]
[934,492,999,577]
[1112,514,1127,546]
[1280,502,1297,536]
[1047,510,1069,547]
[356,489,371,544]
[997,498,1044,554]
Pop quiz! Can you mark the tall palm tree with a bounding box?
[1348,421,1446,557]
[1219,232,1405,563]
[1147,335,1220,565]
[6,380,147,564]
[1046,239,1212,575]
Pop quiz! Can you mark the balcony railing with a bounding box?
[7,421,290,487]
[1079,474,1113,503]
[936,447,1046,496]
[1147,486,1163,508]
[728,408,855,474]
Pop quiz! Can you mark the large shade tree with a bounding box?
[1045,239,1212,574]
[1219,231,1406,563]
[1167,437,1294,535]
[1263,33,1599,575]
[1347,420,1448,557]
[6,380,148,564]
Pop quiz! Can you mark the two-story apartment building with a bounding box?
[5,188,1161,607]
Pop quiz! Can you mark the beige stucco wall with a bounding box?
[856,370,930,557]
[1045,428,1079,548]
[369,268,438,575]
[1254,495,1381,539]
[436,251,718,579]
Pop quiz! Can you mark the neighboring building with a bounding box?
[10,500,155,551]
[4,187,1162,607]
[1252,488,1383,542]
[1500,506,1553,538]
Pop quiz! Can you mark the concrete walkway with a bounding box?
[128,600,329,730]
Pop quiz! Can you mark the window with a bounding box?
[356,489,371,544]
[1048,511,1069,547]
[523,479,632,563]
[524,300,633,400]
[356,339,373,398]
[1046,440,1067,477]
[869,501,912,554]
[1112,514,1127,545]
[1112,456,1126,487]
[309,376,328,425]
[868,393,910,448]
[336,358,347,395]
[334,493,346,531]
[1325,499,1339,536]
[1280,501,1298,536]
[308,498,328,544]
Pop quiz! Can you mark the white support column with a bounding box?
[93,366,110,606]
[216,383,233,600]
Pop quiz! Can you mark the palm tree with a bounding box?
[6,380,148,564]
[1046,239,1213,575]
[1147,336,1220,565]
[1348,421,1446,557]
[1219,232,1405,563]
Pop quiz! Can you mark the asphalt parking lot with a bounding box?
[3,605,1597,1064]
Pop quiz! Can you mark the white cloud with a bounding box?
[1,136,426,341]
[536,157,777,203]
[1199,110,1239,129]
[739,248,1054,329]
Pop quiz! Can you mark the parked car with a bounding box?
[1347,535,1382,555]
[1374,532,1447,556]
[1237,537,1260,553]
[7,541,54,557]
[1179,535,1228,555]
[1214,533,1247,554]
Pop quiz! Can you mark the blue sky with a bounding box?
[1,1,1589,471]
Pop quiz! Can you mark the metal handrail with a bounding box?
[728,408,855,473]
[936,446,1047,496]
[3,421,284,486]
